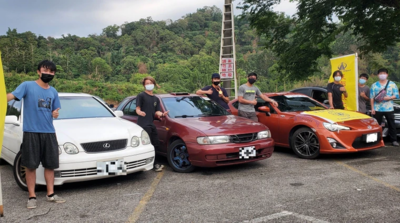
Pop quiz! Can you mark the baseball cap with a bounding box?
[211,73,220,79]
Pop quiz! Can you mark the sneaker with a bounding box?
[46,194,66,203]
[27,198,37,209]
[153,164,164,172]
[393,141,399,146]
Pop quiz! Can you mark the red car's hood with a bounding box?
[172,115,268,135]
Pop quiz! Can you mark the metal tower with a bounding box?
[219,0,238,98]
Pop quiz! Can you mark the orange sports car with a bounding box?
[228,92,384,159]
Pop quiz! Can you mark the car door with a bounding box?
[121,99,139,123]
[2,100,23,163]
[255,98,283,143]
[153,97,168,153]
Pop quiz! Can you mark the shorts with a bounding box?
[238,110,258,122]
[21,132,59,169]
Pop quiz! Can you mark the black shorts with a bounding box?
[21,132,59,169]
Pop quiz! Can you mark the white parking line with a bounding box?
[244,211,329,223]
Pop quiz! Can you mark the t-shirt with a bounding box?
[136,92,161,127]
[370,81,399,112]
[237,84,261,112]
[327,82,344,109]
[358,85,370,114]
[201,85,229,109]
[12,81,61,133]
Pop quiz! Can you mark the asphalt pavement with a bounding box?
[1,141,400,223]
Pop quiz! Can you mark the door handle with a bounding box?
[280,115,285,117]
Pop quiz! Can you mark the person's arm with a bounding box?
[343,91,348,98]
[52,92,61,118]
[8,82,27,102]
[220,88,230,103]
[154,98,169,117]
[7,93,15,102]
[196,86,213,95]
[328,93,334,109]
[370,86,376,114]
[260,94,278,107]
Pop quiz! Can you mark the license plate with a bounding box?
[97,159,127,176]
[366,133,378,143]
[239,146,256,159]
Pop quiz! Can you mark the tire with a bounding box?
[167,139,195,173]
[13,151,28,191]
[290,127,320,159]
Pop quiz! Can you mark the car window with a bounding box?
[312,90,327,103]
[162,96,229,118]
[124,99,138,116]
[7,100,22,119]
[270,95,325,112]
[255,98,276,113]
[117,98,131,111]
[232,101,239,109]
[57,96,114,119]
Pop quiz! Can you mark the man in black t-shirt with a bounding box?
[196,73,230,109]
[327,70,348,109]
[136,76,169,171]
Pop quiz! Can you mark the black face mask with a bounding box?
[41,73,54,83]
[248,78,256,84]
[213,81,220,86]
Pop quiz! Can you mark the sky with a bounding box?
[0,0,297,38]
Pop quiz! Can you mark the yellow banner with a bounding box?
[329,54,358,111]
[303,109,370,123]
[0,52,5,157]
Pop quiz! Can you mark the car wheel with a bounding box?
[167,139,195,173]
[290,127,320,159]
[13,151,28,191]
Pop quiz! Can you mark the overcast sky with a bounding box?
[0,0,297,38]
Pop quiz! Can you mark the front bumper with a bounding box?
[187,138,274,167]
[317,128,384,154]
[36,144,155,186]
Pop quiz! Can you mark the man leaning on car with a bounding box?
[6,60,66,209]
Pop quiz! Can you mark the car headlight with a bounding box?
[197,136,230,145]
[58,146,62,155]
[141,130,151,145]
[257,130,271,139]
[131,136,140,147]
[63,143,79,154]
[323,122,350,131]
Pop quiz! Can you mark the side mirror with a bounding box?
[258,106,270,113]
[109,104,114,108]
[114,110,124,117]
[5,115,20,126]
[323,100,329,105]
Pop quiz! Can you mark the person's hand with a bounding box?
[360,91,366,98]
[218,92,224,98]
[252,99,257,105]
[371,109,376,115]
[161,111,169,118]
[339,87,346,92]
[329,106,334,109]
[52,108,60,118]
[206,89,213,95]
[384,96,392,101]
[138,111,146,117]
[270,100,278,107]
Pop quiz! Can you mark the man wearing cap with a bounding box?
[196,73,230,109]
[238,72,278,122]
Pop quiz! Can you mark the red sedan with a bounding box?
[116,93,274,172]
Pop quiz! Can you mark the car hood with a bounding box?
[172,115,268,135]
[54,117,143,148]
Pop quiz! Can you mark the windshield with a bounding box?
[162,96,230,118]
[57,96,114,120]
[271,95,326,112]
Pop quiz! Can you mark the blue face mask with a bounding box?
[359,79,366,85]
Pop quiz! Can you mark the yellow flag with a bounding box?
[329,54,358,111]
[0,52,6,157]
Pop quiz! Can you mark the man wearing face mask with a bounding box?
[370,68,400,146]
[196,73,230,109]
[136,76,169,171]
[358,73,370,114]
[327,70,348,109]
[237,72,278,122]
[6,60,65,209]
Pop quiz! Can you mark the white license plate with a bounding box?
[366,133,378,143]
[97,159,127,176]
[239,146,256,159]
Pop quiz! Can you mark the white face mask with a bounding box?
[145,84,154,91]
[334,76,342,82]
[378,74,387,80]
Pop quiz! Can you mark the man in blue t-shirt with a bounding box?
[6,60,65,209]
[196,73,230,109]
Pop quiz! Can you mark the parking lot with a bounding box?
[1,140,400,223]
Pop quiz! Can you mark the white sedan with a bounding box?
[1,93,155,190]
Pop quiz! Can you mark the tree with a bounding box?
[91,57,112,80]
[240,0,400,80]
[102,25,120,38]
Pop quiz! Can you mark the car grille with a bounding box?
[81,139,127,153]
[352,132,382,149]
[230,133,257,143]
[56,159,149,178]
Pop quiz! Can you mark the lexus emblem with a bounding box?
[368,125,372,129]
[103,143,111,149]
